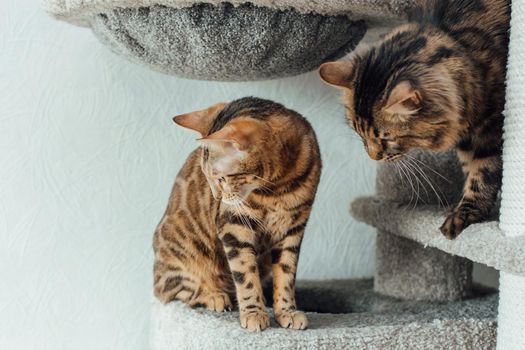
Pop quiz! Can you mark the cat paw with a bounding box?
[275,310,308,330]
[240,310,270,332]
[191,293,232,312]
[440,211,467,240]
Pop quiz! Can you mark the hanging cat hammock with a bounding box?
[41,0,414,81]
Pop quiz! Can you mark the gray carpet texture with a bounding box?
[151,279,497,349]
[376,150,465,205]
[41,0,419,80]
[375,231,473,301]
[351,198,525,276]
[42,0,417,25]
[89,3,367,80]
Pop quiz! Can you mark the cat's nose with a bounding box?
[368,153,383,161]
[366,143,383,160]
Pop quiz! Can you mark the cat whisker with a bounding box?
[404,157,449,209]
[253,181,277,195]
[258,185,276,195]
[404,154,451,183]
[390,162,415,211]
[404,158,437,200]
[231,202,251,231]
[391,162,407,187]
[397,160,421,210]
[238,199,267,233]
[253,175,275,186]
[391,161,414,208]
[400,159,429,210]
[402,159,428,198]
[251,175,277,195]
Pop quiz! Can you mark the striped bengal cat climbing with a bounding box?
[320,0,510,239]
[153,97,321,331]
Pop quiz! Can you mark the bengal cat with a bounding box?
[153,97,321,331]
[319,0,509,239]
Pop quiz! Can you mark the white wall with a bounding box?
[0,1,377,349]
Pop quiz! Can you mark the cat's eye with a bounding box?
[218,177,225,183]
[391,144,402,152]
[225,172,249,177]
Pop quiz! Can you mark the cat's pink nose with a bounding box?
[365,141,383,160]
[367,147,383,160]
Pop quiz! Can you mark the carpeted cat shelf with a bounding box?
[43,0,525,349]
[40,0,419,81]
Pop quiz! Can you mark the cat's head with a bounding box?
[319,37,464,162]
[173,100,275,205]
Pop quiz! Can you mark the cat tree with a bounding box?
[43,0,525,348]
[149,153,501,349]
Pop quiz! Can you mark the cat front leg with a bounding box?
[219,214,269,332]
[440,146,502,239]
[271,222,308,330]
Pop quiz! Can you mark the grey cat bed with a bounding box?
[41,0,417,81]
[151,279,497,349]
[89,4,366,81]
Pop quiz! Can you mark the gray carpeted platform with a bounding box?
[42,0,419,80]
[42,0,416,25]
[351,197,525,276]
[151,279,497,349]
[89,3,367,81]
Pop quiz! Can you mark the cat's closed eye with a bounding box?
[390,143,402,152]
[226,172,250,177]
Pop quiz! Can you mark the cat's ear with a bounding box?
[319,61,355,88]
[198,119,261,152]
[383,81,422,116]
[173,102,227,136]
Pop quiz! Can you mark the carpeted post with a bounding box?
[374,150,473,301]
[497,1,525,348]
[375,231,472,300]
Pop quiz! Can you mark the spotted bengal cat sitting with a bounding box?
[320,0,510,239]
[153,97,321,331]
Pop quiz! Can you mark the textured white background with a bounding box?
[0,1,377,349]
